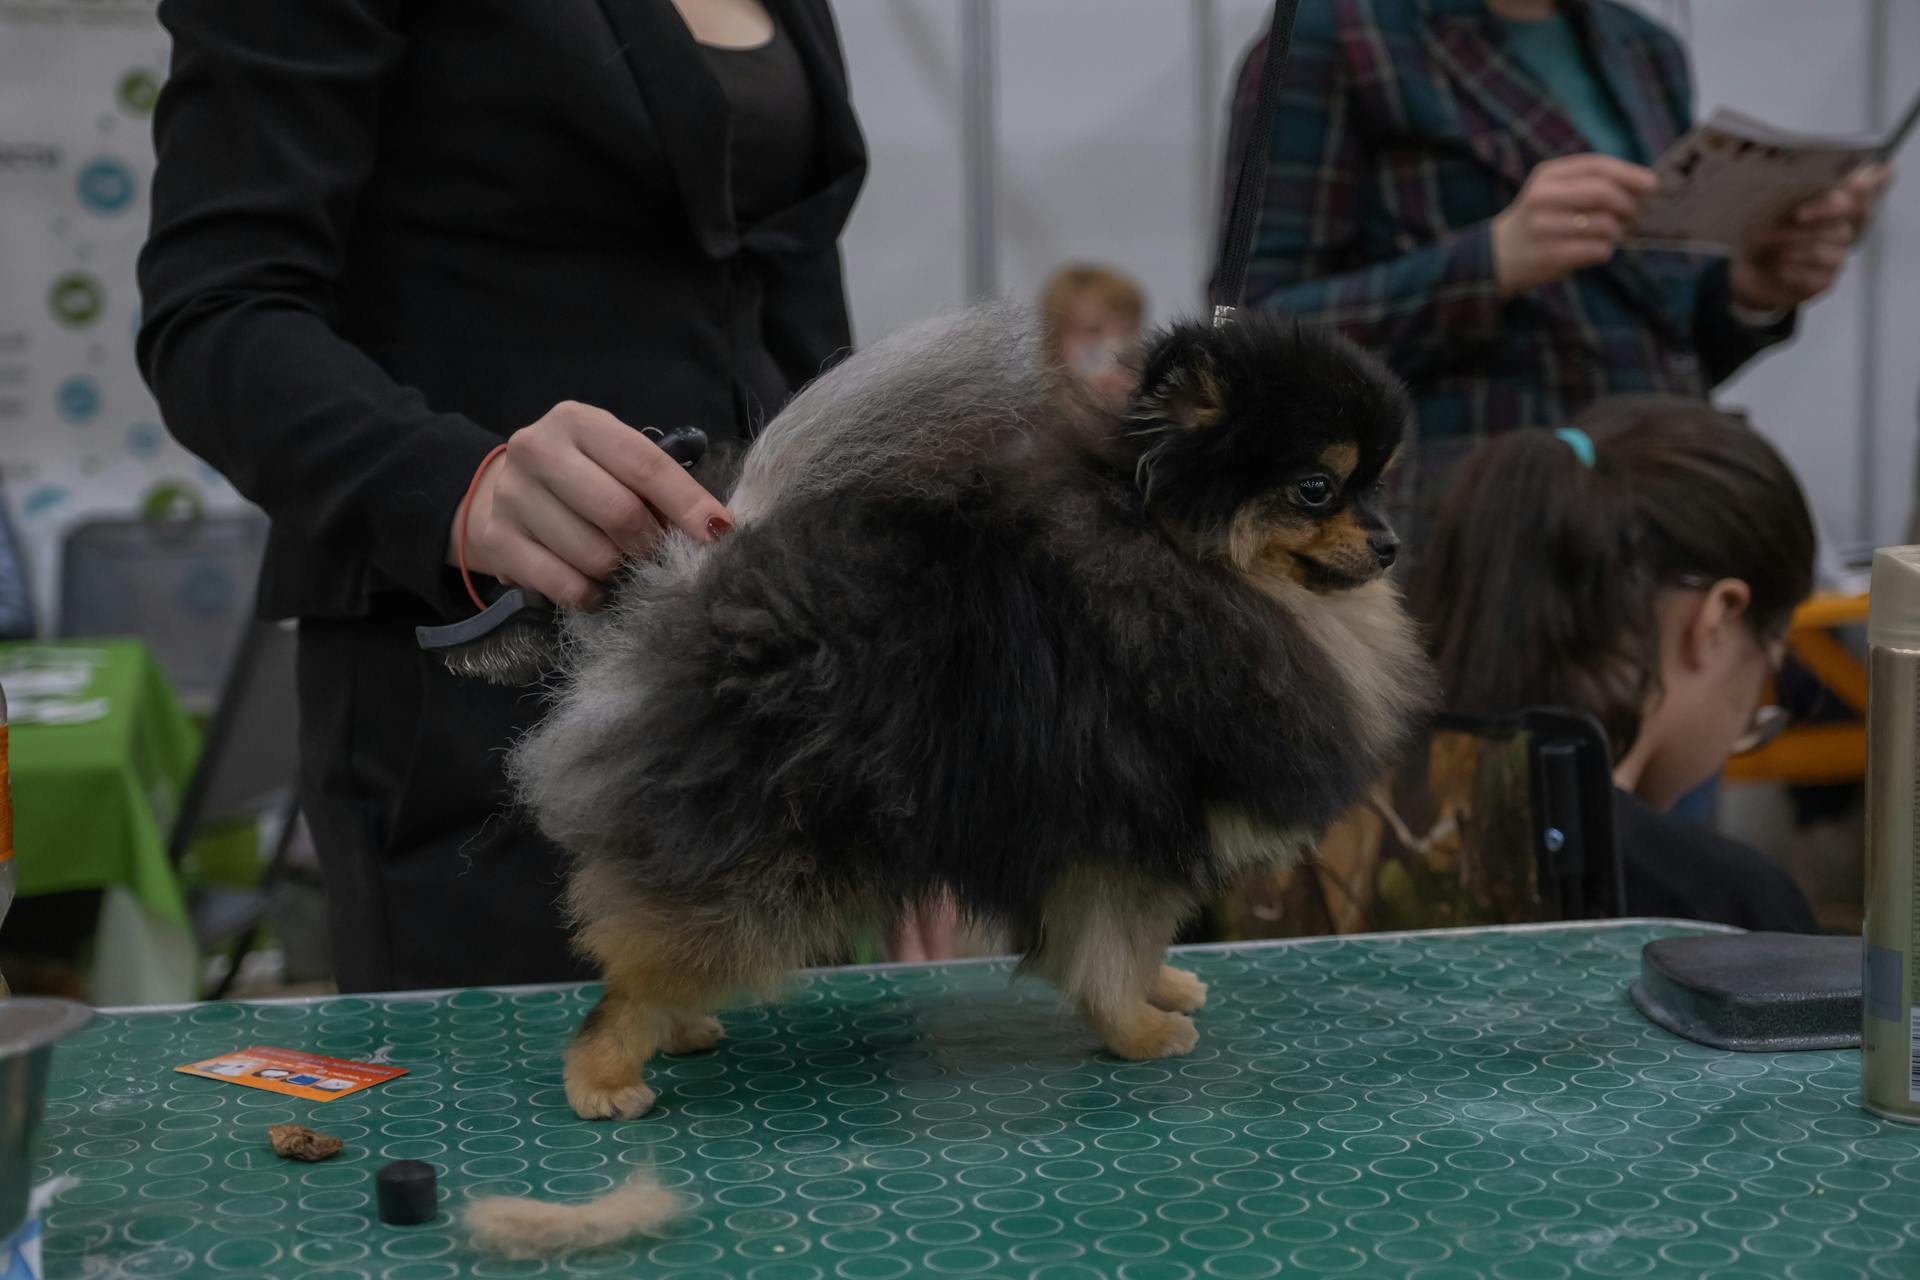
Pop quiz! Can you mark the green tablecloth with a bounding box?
[3,639,198,927]
[35,921,1920,1278]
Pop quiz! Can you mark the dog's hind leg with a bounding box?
[564,978,676,1122]
[562,868,781,1121]
[1022,871,1199,1061]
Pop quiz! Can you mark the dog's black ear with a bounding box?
[1132,326,1224,432]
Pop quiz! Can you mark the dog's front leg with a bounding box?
[1022,871,1200,1060]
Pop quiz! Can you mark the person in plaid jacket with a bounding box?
[1220,0,1888,498]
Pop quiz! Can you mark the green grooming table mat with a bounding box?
[35,921,1920,1279]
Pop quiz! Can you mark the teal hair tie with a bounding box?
[1554,427,1596,468]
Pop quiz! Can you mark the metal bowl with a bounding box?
[0,999,92,1240]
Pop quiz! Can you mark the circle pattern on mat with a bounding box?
[37,923,1920,1278]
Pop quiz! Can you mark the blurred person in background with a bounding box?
[1217,0,1889,506]
[137,0,869,990]
[1039,263,1147,412]
[1415,395,1819,932]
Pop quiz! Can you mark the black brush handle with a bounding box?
[415,586,552,654]
[646,424,709,467]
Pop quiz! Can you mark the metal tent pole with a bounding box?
[960,0,998,300]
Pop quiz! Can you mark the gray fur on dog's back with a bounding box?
[515,302,1057,869]
[728,300,1049,521]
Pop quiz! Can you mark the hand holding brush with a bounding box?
[417,404,723,683]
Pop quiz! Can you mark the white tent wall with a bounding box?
[1690,0,1918,554]
[834,0,1918,552]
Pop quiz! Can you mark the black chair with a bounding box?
[59,513,268,713]
[1209,707,1622,939]
[165,617,304,998]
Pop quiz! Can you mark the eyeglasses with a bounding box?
[1731,703,1789,756]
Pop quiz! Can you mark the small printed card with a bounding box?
[176,1046,407,1101]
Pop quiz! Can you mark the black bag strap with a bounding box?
[1212,0,1302,326]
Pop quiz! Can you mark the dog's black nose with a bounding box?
[1369,533,1399,568]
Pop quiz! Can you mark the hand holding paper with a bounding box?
[1631,97,1914,253]
[1731,164,1894,312]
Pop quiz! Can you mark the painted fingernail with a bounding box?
[706,515,733,539]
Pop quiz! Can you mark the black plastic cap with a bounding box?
[376,1159,438,1225]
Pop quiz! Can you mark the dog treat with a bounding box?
[375,1159,438,1225]
[467,1173,680,1259]
[266,1123,343,1162]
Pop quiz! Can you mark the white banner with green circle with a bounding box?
[0,0,245,633]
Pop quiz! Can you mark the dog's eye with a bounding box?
[1294,476,1333,508]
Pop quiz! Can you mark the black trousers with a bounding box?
[296,617,594,992]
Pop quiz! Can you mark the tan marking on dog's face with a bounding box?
[1319,444,1358,482]
[1229,504,1382,592]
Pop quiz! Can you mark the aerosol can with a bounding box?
[1864,545,1920,1123]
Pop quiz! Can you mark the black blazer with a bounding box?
[138,0,866,622]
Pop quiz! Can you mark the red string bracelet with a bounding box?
[458,443,509,612]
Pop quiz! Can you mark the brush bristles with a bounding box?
[435,621,557,685]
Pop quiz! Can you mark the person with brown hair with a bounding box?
[1038,264,1146,411]
[1413,394,1818,931]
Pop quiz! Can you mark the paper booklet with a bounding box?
[1630,89,1920,253]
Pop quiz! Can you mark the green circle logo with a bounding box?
[49,272,105,328]
[140,480,206,524]
[118,69,160,117]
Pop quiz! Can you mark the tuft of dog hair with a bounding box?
[511,300,1434,1125]
[465,1173,679,1259]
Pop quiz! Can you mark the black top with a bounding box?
[1613,789,1819,933]
[702,17,819,227]
[138,0,866,623]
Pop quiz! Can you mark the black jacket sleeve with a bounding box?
[137,0,500,613]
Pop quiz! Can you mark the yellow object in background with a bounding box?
[1725,592,1870,786]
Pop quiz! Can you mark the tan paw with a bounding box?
[565,1074,657,1121]
[664,1014,724,1055]
[1100,1005,1199,1061]
[1150,965,1208,1014]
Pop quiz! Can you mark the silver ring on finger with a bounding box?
[1573,212,1591,233]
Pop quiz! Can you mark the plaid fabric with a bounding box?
[1219,0,1793,491]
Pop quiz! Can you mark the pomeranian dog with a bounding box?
[512,302,1431,1122]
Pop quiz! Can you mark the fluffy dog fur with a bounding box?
[465,1175,679,1259]
[512,302,1432,1123]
